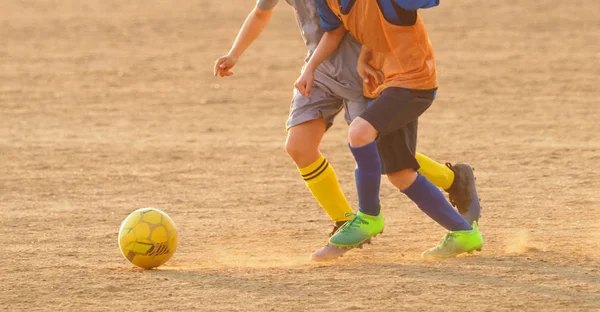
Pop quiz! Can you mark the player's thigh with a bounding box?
[377,119,420,175]
[360,87,434,137]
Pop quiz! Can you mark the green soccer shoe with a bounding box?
[422,221,483,258]
[329,211,384,248]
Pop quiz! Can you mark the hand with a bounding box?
[214,54,239,77]
[357,61,384,86]
[294,69,315,97]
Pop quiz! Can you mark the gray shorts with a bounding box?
[286,71,367,130]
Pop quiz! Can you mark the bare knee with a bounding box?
[285,138,313,164]
[348,117,378,147]
[387,169,418,191]
[285,120,325,168]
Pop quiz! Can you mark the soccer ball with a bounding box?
[118,208,179,269]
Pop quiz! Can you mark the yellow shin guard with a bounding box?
[415,152,455,190]
[298,155,354,222]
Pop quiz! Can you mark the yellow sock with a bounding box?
[298,155,354,222]
[415,152,455,190]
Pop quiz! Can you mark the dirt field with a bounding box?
[1,0,599,311]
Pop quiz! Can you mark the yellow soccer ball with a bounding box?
[118,208,178,269]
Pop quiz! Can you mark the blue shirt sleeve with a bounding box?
[315,0,343,32]
[393,0,439,10]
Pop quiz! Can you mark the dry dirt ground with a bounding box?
[1,0,599,311]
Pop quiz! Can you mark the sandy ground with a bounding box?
[1,0,599,311]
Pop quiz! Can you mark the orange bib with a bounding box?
[325,0,438,98]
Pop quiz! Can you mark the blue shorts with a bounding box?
[361,87,437,174]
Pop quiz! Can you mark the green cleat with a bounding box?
[422,221,484,258]
[329,211,384,248]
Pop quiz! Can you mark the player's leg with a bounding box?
[416,153,481,224]
[344,97,481,224]
[285,87,354,228]
[312,98,376,260]
[382,124,474,232]
[325,103,386,249]
[415,153,454,190]
[327,89,446,249]
[410,166,483,257]
[286,119,354,225]
[363,88,482,257]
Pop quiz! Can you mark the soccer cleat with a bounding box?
[421,221,484,258]
[445,163,481,224]
[328,211,384,248]
[311,220,373,261]
[329,221,348,237]
[311,244,349,261]
[311,240,372,261]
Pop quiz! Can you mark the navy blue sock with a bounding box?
[349,141,381,216]
[402,173,472,231]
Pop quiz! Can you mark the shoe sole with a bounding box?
[467,247,483,255]
[328,229,383,249]
[311,239,373,261]
[422,245,483,259]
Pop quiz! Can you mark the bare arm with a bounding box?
[294,26,346,96]
[357,45,384,85]
[358,45,372,65]
[228,7,273,59]
[305,26,346,73]
[214,7,273,77]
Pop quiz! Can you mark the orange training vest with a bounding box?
[325,0,438,98]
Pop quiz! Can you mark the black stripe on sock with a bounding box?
[304,163,329,181]
[301,158,328,178]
